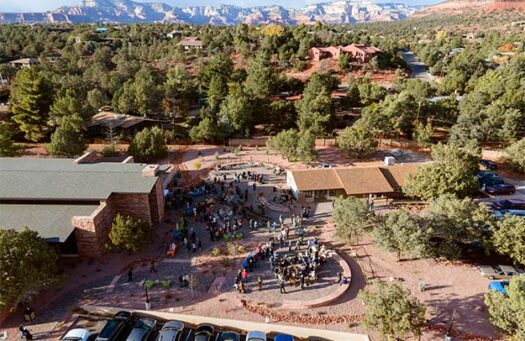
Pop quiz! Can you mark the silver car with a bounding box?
[479,265,524,280]
[156,321,184,341]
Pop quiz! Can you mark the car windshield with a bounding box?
[99,320,120,337]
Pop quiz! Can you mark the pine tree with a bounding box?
[10,68,53,142]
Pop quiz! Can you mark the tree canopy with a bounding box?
[128,126,168,163]
[360,280,426,340]
[403,143,480,200]
[108,214,153,252]
[0,228,59,310]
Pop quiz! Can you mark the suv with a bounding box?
[96,311,133,341]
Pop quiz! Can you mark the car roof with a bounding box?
[162,321,184,330]
[479,265,497,273]
[64,328,90,339]
[220,331,240,341]
[274,335,294,341]
[157,329,181,341]
[126,325,150,341]
[246,331,266,339]
[498,265,521,273]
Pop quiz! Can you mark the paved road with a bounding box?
[401,51,432,82]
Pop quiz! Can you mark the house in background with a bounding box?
[177,37,203,50]
[309,43,381,63]
[167,29,183,38]
[286,163,422,201]
[0,152,167,258]
[8,57,40,68]
[88,111,166,139]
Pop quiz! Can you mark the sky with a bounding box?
[0,0,440,13]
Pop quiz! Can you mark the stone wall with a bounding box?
[72,202,115,258]
[74,150,98,164]
[110,193,152,224]
[149,179,165,224]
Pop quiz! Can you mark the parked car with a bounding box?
[476,170,498,179]
[479,176,504,186]
[215,331,240,341]
[63,328,91,341]
[493,209,525,220]
[488,281,509,295]
[95,311,133,341]
[498,265,524,279]
[274,334,295,341]
[486,184,516,195]
[491,199,525,210]
[388,149,403,158]
[246,331,267,341]
[126,318,157,341]
[480,159,497,170]
[317,162,335,168]
[157,321,184,341]
[194,324,214,341]
[479,265,524,280]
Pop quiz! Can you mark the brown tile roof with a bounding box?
[379,163,424,189]
[288,169,343,191]
[335,168,394,195]
[289,163,426,195]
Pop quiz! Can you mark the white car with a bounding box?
[246,330,267,341]
[63,328,91,341]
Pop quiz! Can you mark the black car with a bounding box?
[215,331,240,341]
[480,159,497,170]
[125,318,157,341]
[479,176,504,186]
[491,199,525,210]
[194,324,214,341]
[95,311,133,341]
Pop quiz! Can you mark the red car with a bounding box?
[486,184,516,195]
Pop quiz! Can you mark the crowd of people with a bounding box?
[164,165,341,296]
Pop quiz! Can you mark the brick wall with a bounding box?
[148,179,165,224]
[72,202,115,258]
[110,193,152,224]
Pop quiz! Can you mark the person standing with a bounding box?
[241,268,249,283]
[238,281,246,294]
[19,325,33,340]
[150,261,158,274]
[127,267,133,282]
[279,279,286,294]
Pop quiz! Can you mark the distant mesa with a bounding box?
[0,0,420,25]
[413,0,525,17]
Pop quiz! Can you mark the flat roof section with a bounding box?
[0,158,159,200]
[0,204,99,242]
